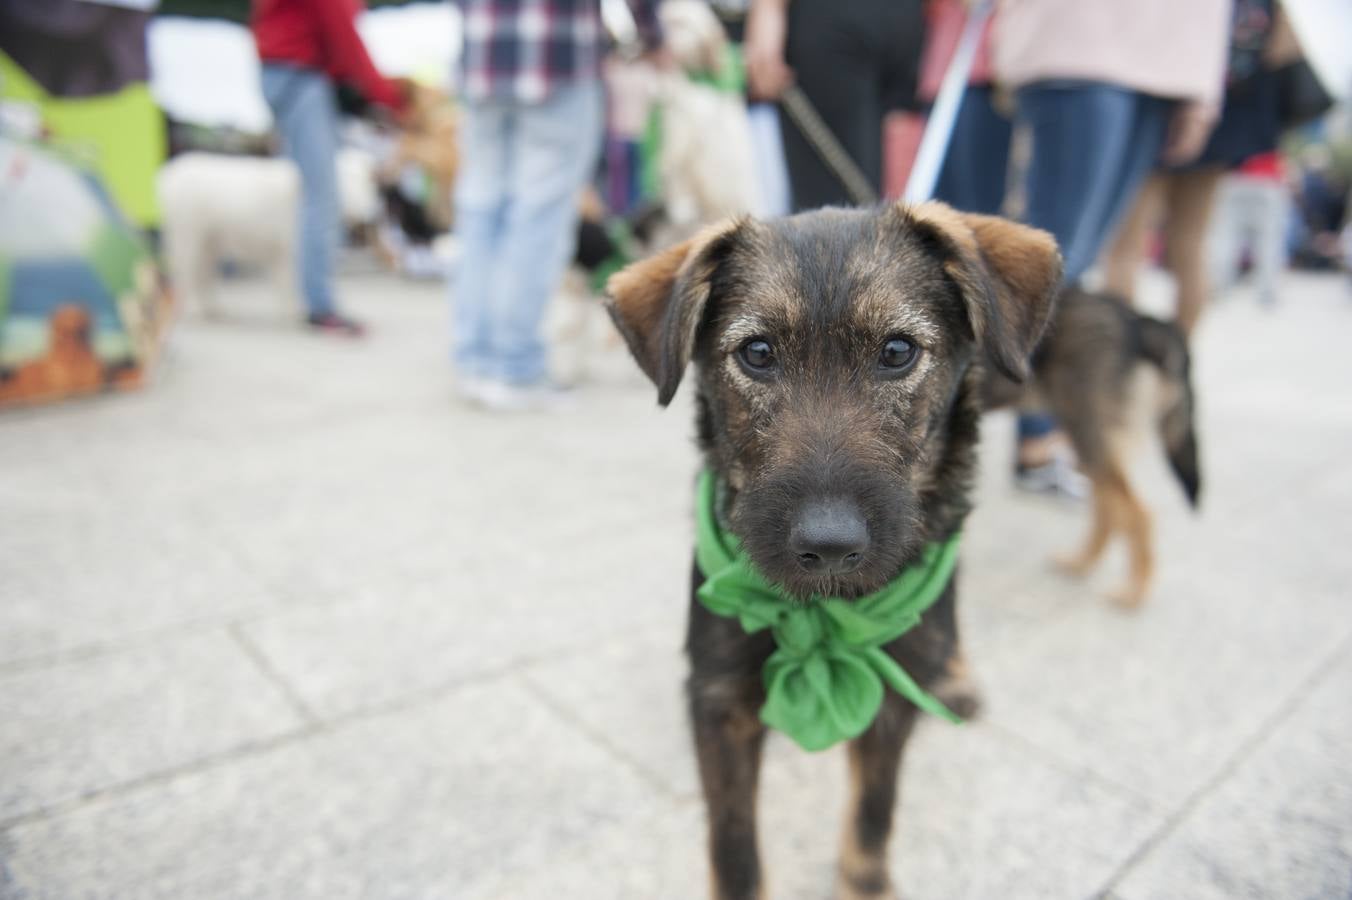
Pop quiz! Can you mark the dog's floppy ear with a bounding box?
[901,201,1062,382]
[605,220,743,406]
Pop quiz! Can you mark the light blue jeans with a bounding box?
[451,82,603,384]
[261,64,340,317]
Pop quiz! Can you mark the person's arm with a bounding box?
[309,0,407,112]
[745,0,793,101]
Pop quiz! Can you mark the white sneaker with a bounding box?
[455,375,491,405]
[474,378,576,413]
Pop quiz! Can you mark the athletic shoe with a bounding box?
[474,378,576,413]
[1014,457,1088,502]
[306,311,366,337]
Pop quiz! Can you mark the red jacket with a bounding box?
[251,0,404,111]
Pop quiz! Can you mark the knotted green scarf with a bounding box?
[694,471,963,752]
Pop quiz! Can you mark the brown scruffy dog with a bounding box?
[606,201,1062,900]
[984,287,1201,608]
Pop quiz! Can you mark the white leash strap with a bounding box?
[903,0,994,204]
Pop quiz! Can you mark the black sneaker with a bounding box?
[306,311,367,337]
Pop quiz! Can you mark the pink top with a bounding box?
[993,0,1231,106]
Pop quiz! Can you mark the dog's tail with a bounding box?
[1136,316,1201,508]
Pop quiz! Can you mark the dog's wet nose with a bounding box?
[789,498,869,575]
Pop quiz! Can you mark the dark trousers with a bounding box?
[780,0,924,211]
[933,86,1012,217]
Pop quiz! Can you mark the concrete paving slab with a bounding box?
[976,546,1351,809]
[0,632,302,822]
[1113,645,1352,900]
[474,719,1159,900]
[0,679,661,900]
[0,499,276,667]
[238,521,692,720]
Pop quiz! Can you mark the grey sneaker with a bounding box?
[1014,457,1088,502]
[474,378,576,413]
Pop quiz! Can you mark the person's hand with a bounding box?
[641,44,676,72]
[745,0,793,101]
[1162,101,1217,166]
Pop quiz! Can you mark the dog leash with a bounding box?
[777,0,993,207]
[778,84,879,206]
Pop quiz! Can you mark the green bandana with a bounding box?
[694,470,963,752]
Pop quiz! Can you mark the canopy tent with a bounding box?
[0,138,172,407]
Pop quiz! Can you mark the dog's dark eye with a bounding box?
[879,337,919,373]
[739,338,776,371]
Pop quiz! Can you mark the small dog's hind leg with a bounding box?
[1054,476,1117,578]
[1108,483,1153,609]
[836,704,919,900]
[691,690,768,900]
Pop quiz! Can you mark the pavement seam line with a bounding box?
[515,671,685,801]
[979,720,1162,812]
[0,725,319,833]
[0,635,660,833]
[228,624,322,727]
[1090,625,1352,898]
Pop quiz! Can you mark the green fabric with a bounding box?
[588,219,637,295]
[639,44,746,203]
[87,223,144,299]
[694,470,962,752]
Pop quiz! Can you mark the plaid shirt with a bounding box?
[457,0,661,103]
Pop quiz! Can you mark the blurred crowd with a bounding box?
[0,0,1349,413]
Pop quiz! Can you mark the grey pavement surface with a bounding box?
[2,266,1351,899]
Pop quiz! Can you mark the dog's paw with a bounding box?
[930,674,984,721]
[1107,584,1148,610]
[835,875,899,900]
[1051,552,1094,579]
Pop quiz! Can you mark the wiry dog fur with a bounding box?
[984,287,1202,607]
[607,201,1062,899]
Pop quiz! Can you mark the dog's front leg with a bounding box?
[690,686,768,900]
[836,701,919,900]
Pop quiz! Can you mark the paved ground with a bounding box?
[1,264,1350,900]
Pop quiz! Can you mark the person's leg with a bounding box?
[1018,83,1170,283]
[261,65,344,324]
[781,0,891,210]
[451,100,512,381]
[1207,174,1244,292]
[1082,94,1173,274]
[1254,178,1289,306]
[490,82,604,386]
[1013,84,1168,495]
[1101,171,1167,302]
[932,86,1014,216]
[1163,166,1224,335]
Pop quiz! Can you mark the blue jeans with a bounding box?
[1018,82,1173,284]
[260,64,340,317]
[940,82,1172,443]
[452,83,603,384]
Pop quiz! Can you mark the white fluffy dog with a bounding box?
[656,0,761,226]
[158,149,378,317]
